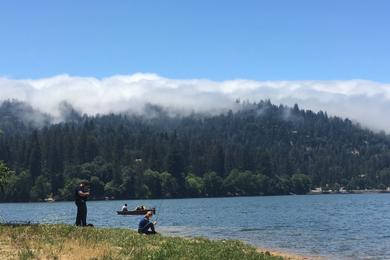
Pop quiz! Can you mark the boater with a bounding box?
[138,211,157,234]
[75,180,90,226]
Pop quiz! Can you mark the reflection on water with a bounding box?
[1,194,390,259]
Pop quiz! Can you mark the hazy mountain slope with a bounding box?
[1,100,390,201]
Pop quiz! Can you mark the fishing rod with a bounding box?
[154,198,164,223]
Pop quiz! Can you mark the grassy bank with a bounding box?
[0,224,283,260]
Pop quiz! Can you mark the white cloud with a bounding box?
[1,73,390,131]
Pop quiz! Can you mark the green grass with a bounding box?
[0,224,283,260]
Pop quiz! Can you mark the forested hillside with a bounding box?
[1,100,390,202]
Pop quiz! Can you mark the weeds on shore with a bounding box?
[0,224,282,260]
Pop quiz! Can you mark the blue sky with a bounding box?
[0,0,389,81]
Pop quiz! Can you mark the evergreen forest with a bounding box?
[1,100,390,202]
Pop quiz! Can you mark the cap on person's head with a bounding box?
[80,180,89,185]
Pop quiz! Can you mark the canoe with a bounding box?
[117,208,156,215]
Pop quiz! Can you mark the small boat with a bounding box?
[117,208,156,215]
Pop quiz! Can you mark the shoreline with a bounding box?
[255,246,326,260]
[308,189,390,195]
[0,223,327,260]
[160,228,326,260]
[0,223,298,260]
[1,190,389,203]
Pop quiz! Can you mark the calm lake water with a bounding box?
[1,194,390,259]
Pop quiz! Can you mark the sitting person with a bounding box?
[138,211,157,235]
[121,203,128,212]
[135,205,146,211]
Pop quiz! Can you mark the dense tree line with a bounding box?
[1,100,390,202]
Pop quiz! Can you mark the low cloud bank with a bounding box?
[1,73,390,131]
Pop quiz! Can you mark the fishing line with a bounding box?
[154,198,164,223]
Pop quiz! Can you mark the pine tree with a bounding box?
[29,130,42,184]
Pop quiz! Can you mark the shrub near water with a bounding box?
[0,224,282,260]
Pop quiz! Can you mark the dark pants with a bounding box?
[75,200,87,226]
[138,222,156,235]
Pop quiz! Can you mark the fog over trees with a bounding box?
[1,100,390,202]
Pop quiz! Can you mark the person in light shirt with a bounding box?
[121,203,128,212]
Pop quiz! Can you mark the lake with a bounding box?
[1,194,390,259]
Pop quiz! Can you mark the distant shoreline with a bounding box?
[307,189,390,195]
[1,190,390,204]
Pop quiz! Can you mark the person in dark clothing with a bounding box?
[138,211,157,235]
[135,205,146,211]
[75,180,90,226]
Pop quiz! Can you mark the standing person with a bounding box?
[75,180,90,226]
[138,211,157,235]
